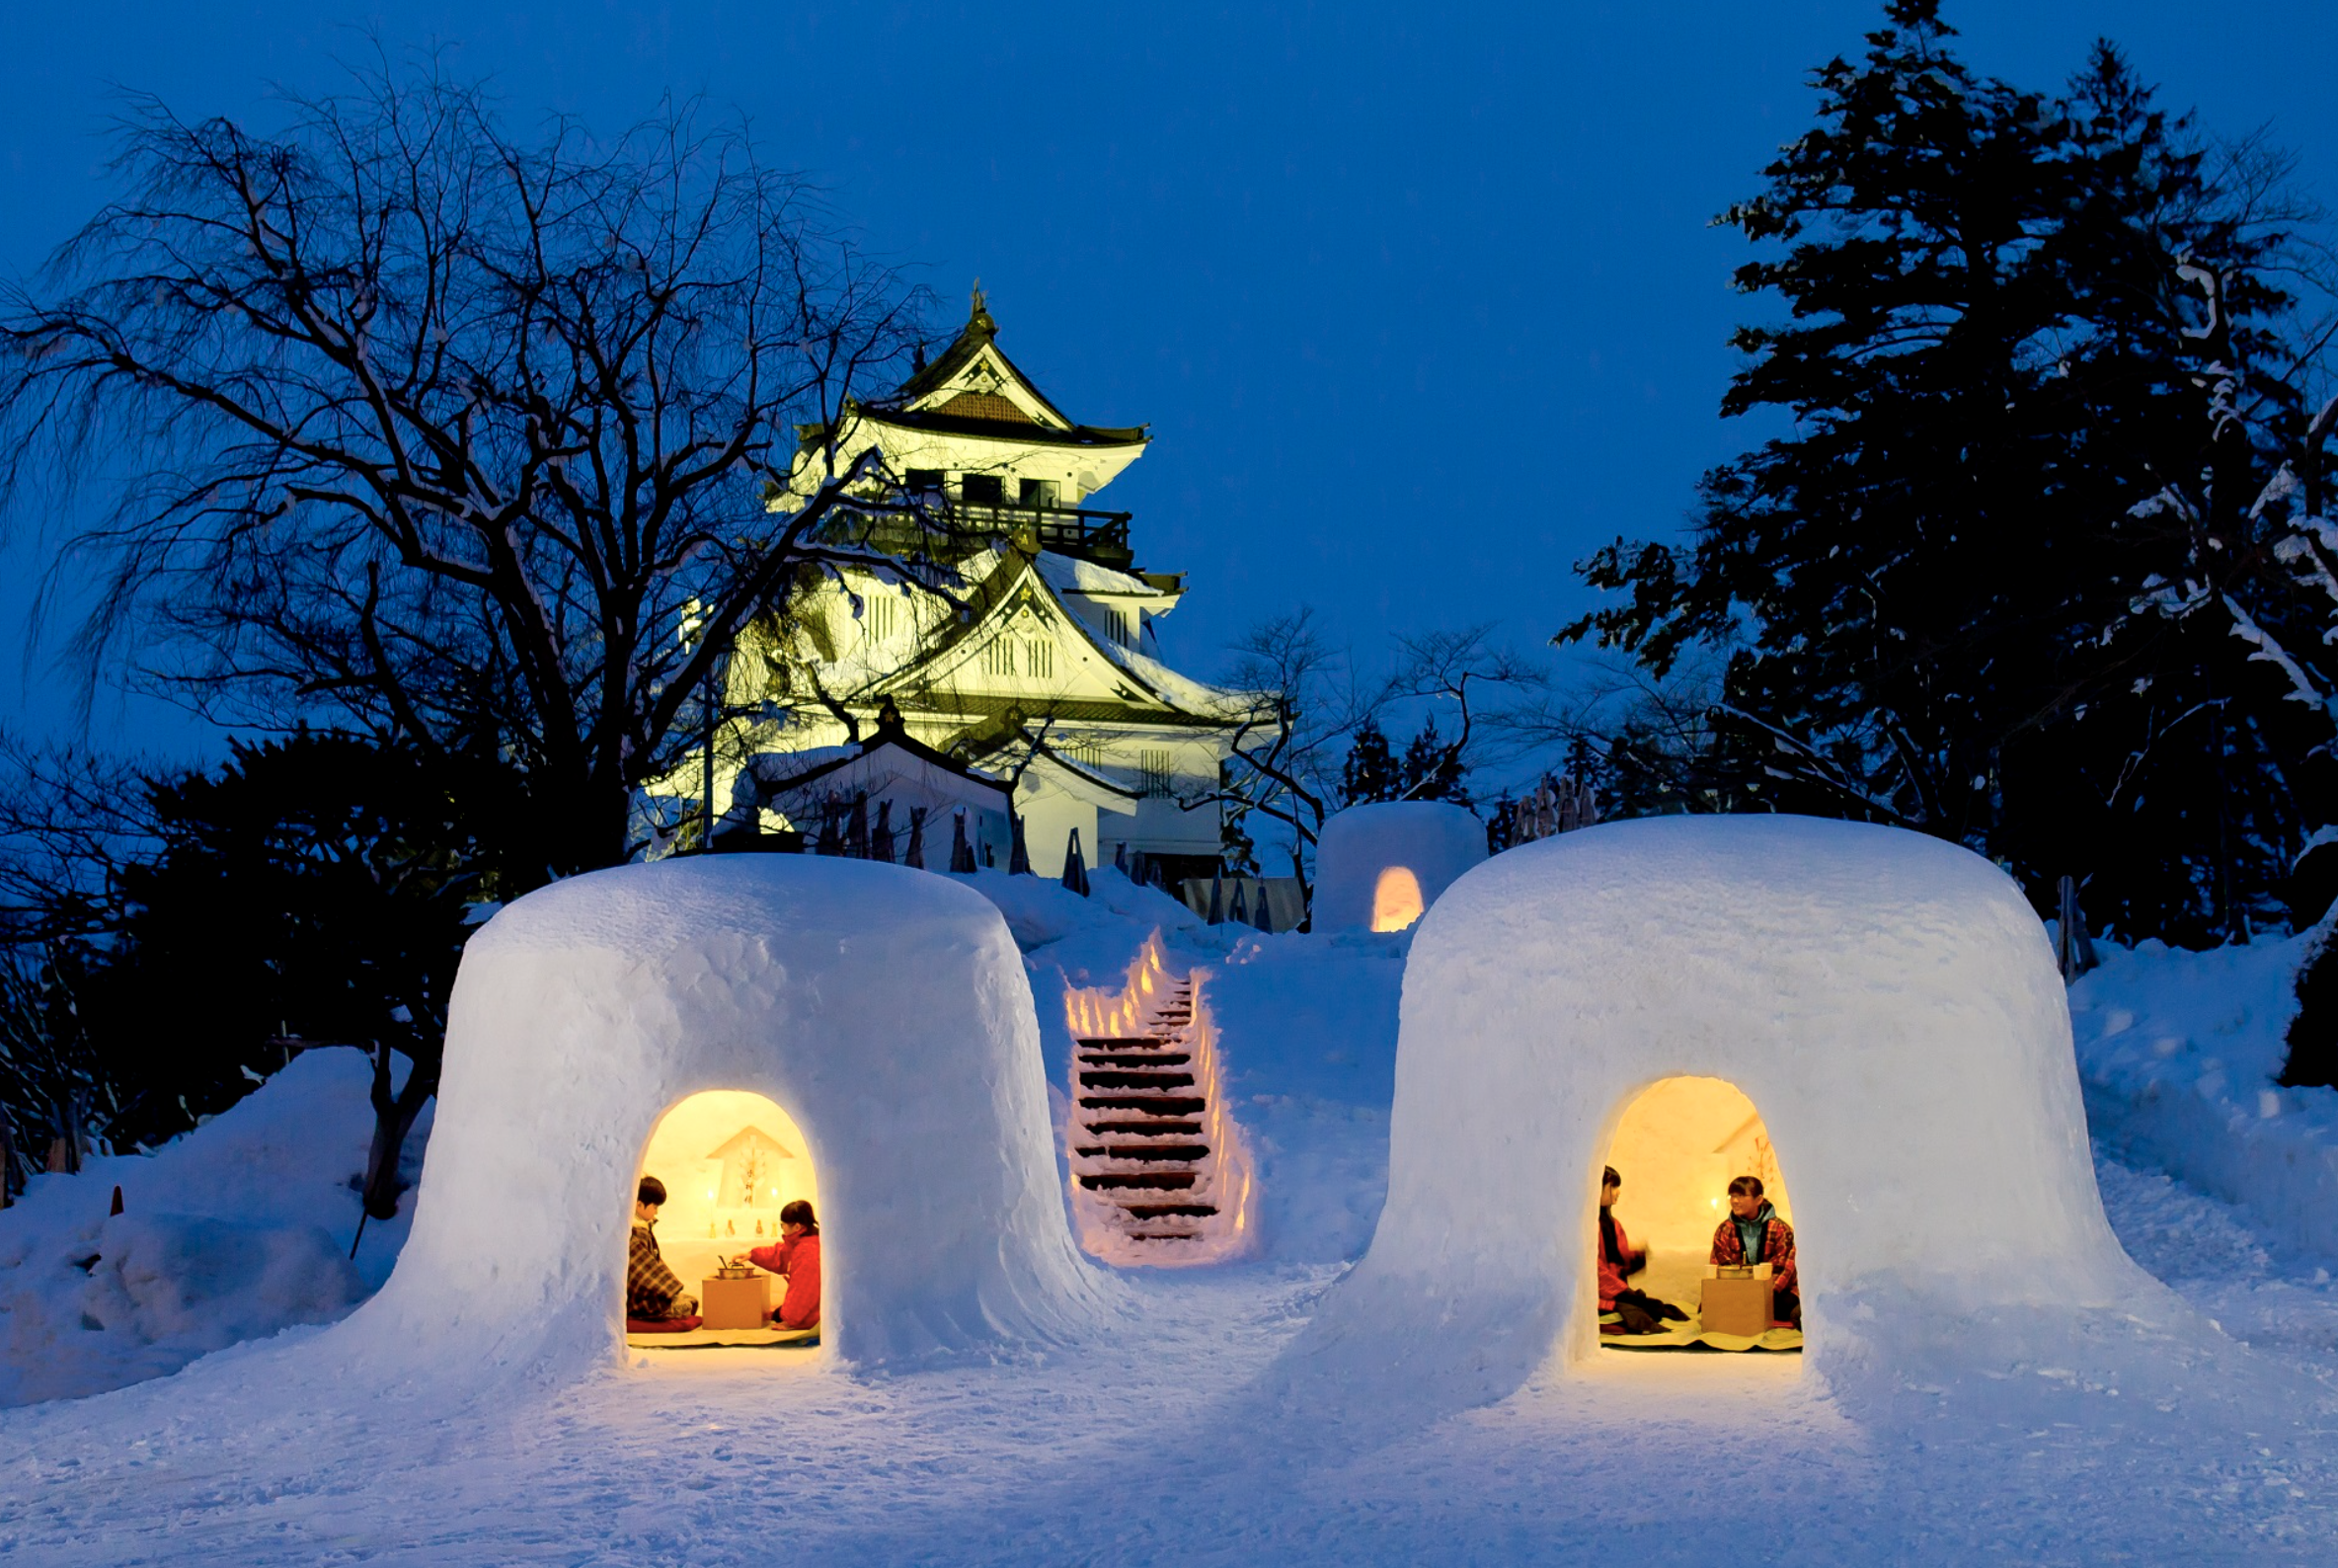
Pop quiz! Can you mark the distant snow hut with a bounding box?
[356,855,1108,1374]
[1311,802,1487,932]
[1303,815,2137,1396]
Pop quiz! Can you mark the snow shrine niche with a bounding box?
[1312,802,1486,933]
[357,854,1108,1378]
[636,1090,820,1300]
[1305,815,2136,1402]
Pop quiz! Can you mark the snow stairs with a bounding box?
[1063,932,1256,1266]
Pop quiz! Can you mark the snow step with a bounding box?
[1079,1095,1208,1115]
[1078,1069,1197,1090]
[1078,1052,1192,1068]
[1075,1037,1167,1051]
[1084,1120,1205,1137]
[1116,1202,1218,1219]
[1078,1172,1199,1192]
[1075,1143,1211,1162]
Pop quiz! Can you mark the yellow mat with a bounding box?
[625,1325,820,1350]
[1598,1312,1802,1353]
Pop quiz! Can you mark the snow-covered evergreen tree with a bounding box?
[1563,0,2313,942]
[1339,718,1400,806]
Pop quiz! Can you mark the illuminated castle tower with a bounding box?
[722,289,1267,883]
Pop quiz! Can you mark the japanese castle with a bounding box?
[710,290,1267,882]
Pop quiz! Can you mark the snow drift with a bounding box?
[356,854,1112,1376]
[1310,801,1485,932]
[1297,815,2143,1402]
[0,1047,402,1407]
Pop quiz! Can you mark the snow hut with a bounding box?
[356,855,1107,1373]
[1307,815,2132,1394]
[1311,801,1487,932]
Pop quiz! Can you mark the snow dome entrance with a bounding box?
[1370,867,1426,932]
[628,1090,824,1347]
[1596,1076,1801,1353]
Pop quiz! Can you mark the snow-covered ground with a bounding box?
[6,867,2338,1563]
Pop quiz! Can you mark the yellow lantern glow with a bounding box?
[1370,866,1426,932]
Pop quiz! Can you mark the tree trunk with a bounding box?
[360,1041,437,1221]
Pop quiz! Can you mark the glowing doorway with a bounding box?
[1370,866,1426,931]
[1597,1075,1801,1353]
[628,1089,821,1347]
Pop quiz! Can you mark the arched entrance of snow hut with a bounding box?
[1594,1076,1802,1354]
[1370,866,1426,932]
[626,1089,822,1348]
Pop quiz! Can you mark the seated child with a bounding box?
[627,1175,700,1322]
[1708,1174,1800,1328]
[745,1199,821,1330]
[1598,1165,1686,1334]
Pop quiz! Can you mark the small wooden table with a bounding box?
[700,1272,772,1331]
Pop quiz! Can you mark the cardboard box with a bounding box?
[700,1273,772,1331]
[1700,1263,1773,1337]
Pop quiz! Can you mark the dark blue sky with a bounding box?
[3,2,2333,756]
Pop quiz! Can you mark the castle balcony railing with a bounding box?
[951,502,1133,566]
[814,498,1136,569]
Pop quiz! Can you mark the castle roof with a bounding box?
[856,288,1148,449]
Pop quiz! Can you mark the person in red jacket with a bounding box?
[745,1199,821,1330]
[1709,1175,1799,1328]
[1598,1166,1685,1335]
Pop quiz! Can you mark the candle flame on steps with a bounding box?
[1059,929,1258,1267]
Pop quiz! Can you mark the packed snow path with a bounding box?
[4,1144,2337,1566]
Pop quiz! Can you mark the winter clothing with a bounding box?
[1598,1210,1642,1310]
[628,1221,698,1321]
[1709,1203,1799,1325]
[746,1231,821,1329]
[1596,1207,1686,1332]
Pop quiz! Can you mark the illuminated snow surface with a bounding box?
[7,857,2338,1563]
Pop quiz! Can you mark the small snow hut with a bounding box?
[1305,815,2132,1395]
[1311,801,1487,932]
[357,855,1107,1372]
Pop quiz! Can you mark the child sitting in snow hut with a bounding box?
[1598,1166,1686,1334]
[1709,1175,1799,1328]
[628,1176,700,1323]
[745,1199,821,1330]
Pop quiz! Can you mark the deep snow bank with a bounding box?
[1293,815,2146,1407]
[0,1048,421,1406]
[2070,930,2338,1261]
[352,854,1113,1379]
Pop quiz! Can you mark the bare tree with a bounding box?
[0,57,930,873]
[1379,625,1543,801]
[1171,610,1364,887]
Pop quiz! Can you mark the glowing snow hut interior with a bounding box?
[356,855,1108,1376]
[1598,1076,1797,1347]
[1312,801,1487,933]
[635,1090,821,1305]
[1299,815,2142,1405]
[1370,867,1426,933]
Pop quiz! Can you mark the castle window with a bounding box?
[1020,478,1059,509]
[1139,749,1175,798]
[905,469,943,494]
[980,639,1017,677]
[1025,640,1055,680]
[961,473,1005,506]
[864,596,897,643]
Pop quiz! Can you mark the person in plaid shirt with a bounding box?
[1708,1174,1799,1328]
[628,1176,698,1321]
